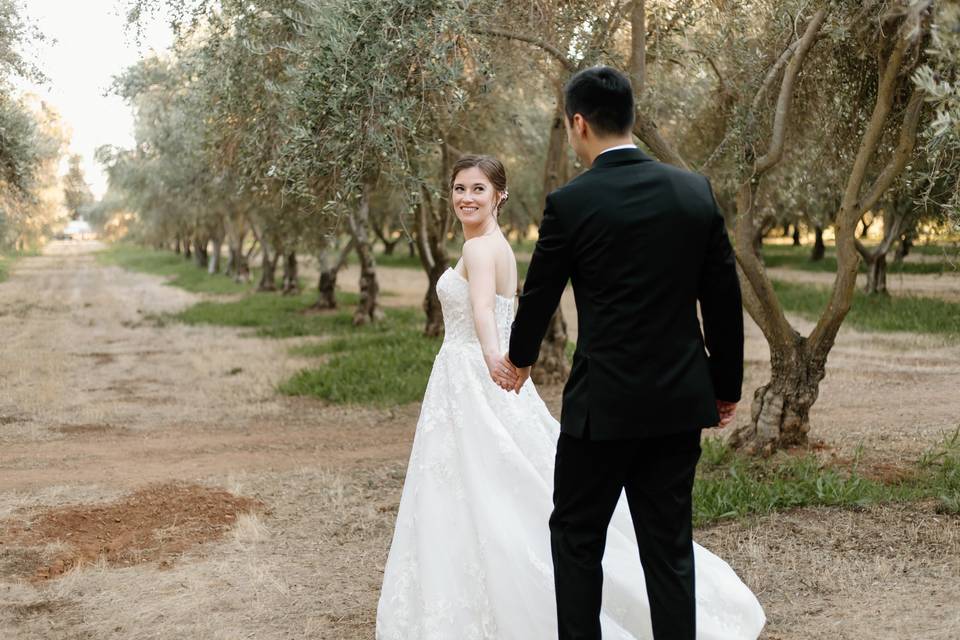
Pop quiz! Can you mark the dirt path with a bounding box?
[1,241,958,639]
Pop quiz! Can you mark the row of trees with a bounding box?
[107,0,958,454]
[0,0,74,251]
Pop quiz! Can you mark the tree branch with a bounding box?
[470,27,576,73]
[808,9,926,353]
[855,88,924,215]
[629,0,688,169]
[751,38,801,116]
[632,112,689,168]
[838,32,913,219]
[755,8,828,174]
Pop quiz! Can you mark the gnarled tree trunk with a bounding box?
[313,237,354,310]
[258,238,278,292]
[729,337,826,456]
[810,225,826,261]
[193,235,208,269]
[349,181,384,325]
[282,251,300,295]
[208,235,223,275]
[865,254,888,294]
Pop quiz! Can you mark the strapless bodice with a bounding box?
[436,267,514,349]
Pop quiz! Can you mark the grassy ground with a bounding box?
[0,249,38,283]
[761,243,958,274]
[695,430,960,526]
[175,291,442,405]
[773,279,960,337]
[97,243,257,295]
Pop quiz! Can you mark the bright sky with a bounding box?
[13,0,174,198]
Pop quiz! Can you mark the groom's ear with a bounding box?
[572,113,589,139]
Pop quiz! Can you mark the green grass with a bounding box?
[175,290,359,337]
[0,249,38,283]
[172,289,441,405]
[282,310,439,405]
[97,243,255,295]
[910,242,960,257]
[773,279,960,337]
[693,429,960,526]
[761,243,957,275]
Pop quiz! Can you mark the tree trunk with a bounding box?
[225,244,237,277]
[728,339,826,455]
[314,245,338,310]
[281,251,300,295]
[227,229,250,283]
[810,226,825,261]
[313,236,354,310]
[208,236,222,274]
[348,182,384,325]
[895,234,913,262]
[792,225,801,246]
[864,253,888,295]
[531,310,571,385]
[258,239,278,292]
[174,236,182,255]
[184,239,192,260]
[422,261,448,337]
[531,89,572,383]
[193,236,208,268]
[411,142,456,337]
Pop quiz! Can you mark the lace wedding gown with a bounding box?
[376,266,766,639]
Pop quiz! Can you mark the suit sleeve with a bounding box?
[698,179,744,402]
[509,194,572,368]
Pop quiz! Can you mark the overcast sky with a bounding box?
[14,0,174,198]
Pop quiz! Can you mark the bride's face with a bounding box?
[452,167,498,227]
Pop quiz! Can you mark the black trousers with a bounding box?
[550,427,702,640]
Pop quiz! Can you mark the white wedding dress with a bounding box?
[376,266,766,639]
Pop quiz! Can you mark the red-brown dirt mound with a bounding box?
[0,482,264,581]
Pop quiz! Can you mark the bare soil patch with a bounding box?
[0,483,263,581]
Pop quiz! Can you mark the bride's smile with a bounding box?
[451,165,502,238]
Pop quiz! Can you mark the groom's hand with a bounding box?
[505,355,531,394]
[715,400,738,428]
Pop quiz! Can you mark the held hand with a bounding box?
[486,353,518,391]
[715,400,738,428]
[505,355,531,394]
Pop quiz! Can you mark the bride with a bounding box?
[376,154,765,639]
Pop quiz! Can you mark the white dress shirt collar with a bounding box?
[597,143,638,157]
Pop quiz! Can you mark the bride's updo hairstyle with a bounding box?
[449,154,509,216]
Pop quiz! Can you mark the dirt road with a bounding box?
[1,241,958,639]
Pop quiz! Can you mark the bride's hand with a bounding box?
[486,353,518,390]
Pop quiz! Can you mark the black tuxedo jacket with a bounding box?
[509,147,744,440]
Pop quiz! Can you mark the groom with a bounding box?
[504,66,744,639]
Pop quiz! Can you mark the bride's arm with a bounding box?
[461,239,504,375]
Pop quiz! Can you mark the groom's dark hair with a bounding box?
[563,66,635,137]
